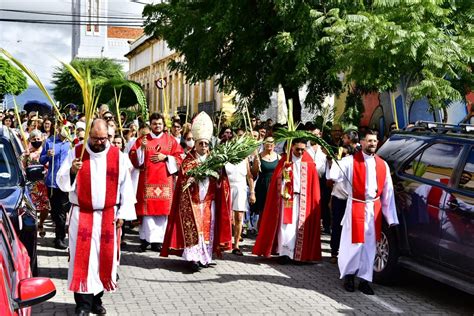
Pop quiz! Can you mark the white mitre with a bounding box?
[191,112,213,141]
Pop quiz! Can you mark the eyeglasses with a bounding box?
[172,125,181,129]
[294,148,305,152]
[198,141,209,147]
[91,136,108,143]
[185,138,193,141]
[104,116,113,120]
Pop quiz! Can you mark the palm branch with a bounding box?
[183,136,261,191]
[61,62,101,160]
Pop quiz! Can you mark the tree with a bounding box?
[143,1,342,122]
[52,58,140,110]
[0,56,28,102]
[323,0,474,111]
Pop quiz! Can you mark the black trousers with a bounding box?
[320,176,331,231]
[74,291,103,313]
[48,187,70,241]
[330,196,347,256]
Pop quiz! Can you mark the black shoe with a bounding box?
[198,262,209,268]
[277,255,291,265]
[358,281,374,295]
[207,262,217,267]
[91,304,107,315]
[54,239,68,250]
[139,239,149,252]
[232,248,244,256]
[75,310,90,316]
[190,262,201,272]
[343,275,355,292]
[151,243,162,252]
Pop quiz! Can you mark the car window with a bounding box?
[0,139,20,187]
[402,142,463,182]
[457,148,474,193]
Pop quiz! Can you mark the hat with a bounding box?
[191,112,213,141]
[264,136,275,144]
[75,121,86,131]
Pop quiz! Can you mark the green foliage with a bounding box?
[323,0,474,109]
[0,56,27,97]
[339,88,364,128]
[184,136,261,190]
[143,1,342,122]
[273,128,336,159]
[52,58,142,109]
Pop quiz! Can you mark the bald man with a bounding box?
[57,119,136,315]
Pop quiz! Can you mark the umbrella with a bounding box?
[23,100,52,115]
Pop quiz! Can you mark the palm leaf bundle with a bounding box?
[273,128,336,159]
[183,136,261,191]
[61,62,101,160]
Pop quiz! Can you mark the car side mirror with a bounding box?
[25,165,45,182]
[16,277,56,309]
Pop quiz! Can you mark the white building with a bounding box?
[71,0,144,72]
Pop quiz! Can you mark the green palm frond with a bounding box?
[273,128,336,159]
[183,136,261,190]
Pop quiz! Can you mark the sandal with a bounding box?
[38,224,46,238]
[232,248,244,256]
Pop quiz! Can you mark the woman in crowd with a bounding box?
[23,129,50,238]
[2,115,14,128]
[41,118,53,138]
[181,127,194,158]
[251,136,280,230]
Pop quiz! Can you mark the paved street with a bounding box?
[34,221,474,315]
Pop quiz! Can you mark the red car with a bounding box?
[0,205,56,315]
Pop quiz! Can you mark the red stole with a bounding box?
[70,145,119,292]
[352,151,386,244]
[129,133,183,217]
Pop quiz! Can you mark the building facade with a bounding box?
[71,0,143,72]
[125,34,236,119]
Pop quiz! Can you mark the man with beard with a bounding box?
[129,113,183,252]
[161,112,232,272]
[57,119,136,315]
[328,130,398,295]
[253,138,322,263]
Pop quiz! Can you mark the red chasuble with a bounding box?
[252,151,322,262]
[161,150,232,257]
[70,145,119,292]
[129,132,183,217]
[351,151,386,243]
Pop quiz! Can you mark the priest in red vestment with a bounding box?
[129,112,183,252]
[161,112,232,272]
[253,138,322,263]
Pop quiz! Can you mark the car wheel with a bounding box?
[373,223,399,285]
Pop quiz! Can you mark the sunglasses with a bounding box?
[294,148,305,152]
[104,116,113,120]
[172,125,181,129]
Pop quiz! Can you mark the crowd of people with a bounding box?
[0,105,399,315]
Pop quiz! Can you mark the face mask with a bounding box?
[31,141,42,149]
[186,140,195,148]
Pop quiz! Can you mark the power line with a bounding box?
[0,8,145,20]
[0,18,143,26]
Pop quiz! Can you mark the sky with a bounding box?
[0,0,149,86]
